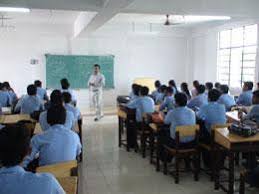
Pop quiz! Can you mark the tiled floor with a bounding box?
[78,115,258,194]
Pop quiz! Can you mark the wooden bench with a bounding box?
[57,177,78,194]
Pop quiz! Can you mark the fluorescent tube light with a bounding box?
[0,7,30,13]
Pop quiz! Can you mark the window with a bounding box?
[217,24,258,87]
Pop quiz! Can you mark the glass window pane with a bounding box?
[244,46,257,53]
[242,68,255,75]
[243,53,256,61]
[220,30,231,48]
[229,48,242,87]
[231,27,244,47]
[244,25,258,45]
[243,61,256,68]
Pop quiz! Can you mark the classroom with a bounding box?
[0,0,259,194]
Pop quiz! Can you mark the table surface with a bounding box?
[0,114,34,124]
[226,111,240,123]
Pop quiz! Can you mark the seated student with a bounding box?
[168,80,178,95]
[155,85,167,104]
[2,81,17,105]
[163,92,196,147]
[237,81,253,106]
[60,78,77,105]
[187,84,208,110]
[15,84,44,114]
[23,105,82,167]
[180,82,191,100]
[62,92,81,121]
[34,80,49,101]
[239,90,259,124]
[159,87,175,112]
[129,84,140,100]
[218,84,236,111]
[191,80,200,98]
[0,125,65,194]
[0,82,11,107]
[127,86,155,122]
[197,89,226,139]
[151,80,161,100]
[205,82,213,96]
[39,90,75,131]
[214,82,221,90]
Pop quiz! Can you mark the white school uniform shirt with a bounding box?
[88,73,105,91]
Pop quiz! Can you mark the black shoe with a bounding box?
[94,118,99,122]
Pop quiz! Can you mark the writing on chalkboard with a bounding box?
[45,54,114,89]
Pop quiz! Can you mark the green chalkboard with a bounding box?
[45,54,114,89]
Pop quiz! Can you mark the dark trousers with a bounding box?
[247,166,259,187]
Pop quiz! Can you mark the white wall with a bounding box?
[0,23,190,110]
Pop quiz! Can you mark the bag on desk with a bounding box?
[229,123,257,137]
[151,112,164,124]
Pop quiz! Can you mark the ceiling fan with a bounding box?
[164,14,185,26]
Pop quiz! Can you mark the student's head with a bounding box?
[181,82,188,92]
[2,82,11,90]
[154,80,161,89]
[220,84,229,94]
[34,80,42,88]
[168,80,176,88]
[205,82,213,91]
[175,93,187,107]
[60,78,70,90]
[62,92,72,104]
[214,82,221,89]
[193,80,200,89]
[0,82,7,91]
[252,90,259,105]
[197,84,206,94]
[50,90,63,106]
[27,84,37,96]
[132,84,141,96]
[166,87,173,96]
[243,81,253,91]
[47,105,66,126]
[0,125,31,167]
[140,86,149,96]
[208,89,221,102]
[94,64,100,74]
[159,85,167,93]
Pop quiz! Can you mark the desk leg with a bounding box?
[214,148,220,190]
[118,117,122,147]
[228,151,234,194]
[150,132,154,164]
[156,134,161,172]
[125,119,130,152]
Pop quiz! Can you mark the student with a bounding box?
[168,80,178,95]
[39,90,75,131]
[197,89,226,137]
[60,78,77,105]
[34,80,49,101]
[0,125,65,194]
[151,80,161,100]
[191,80,200,98]
[62,92,81,121]
[257,82,259,90]
[15,84,44,114]
[237,81,253,106]
[239,90,259,124]
[218,84,236,111]
[23,104,82,167]
[156,85,167,104]
[127,86,155,122]
[180,82,191,100]
[129,84,140,100]
[159,87,175,112]
[205,82,213,96]
[187,84,208,110]
[2,81,17,105]
[0,82,11,107]
[164,93,196,145]
[214,82,221,90]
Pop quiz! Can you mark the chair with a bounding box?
[36,160,78,178]
[163,125,200,184]
[57,177,78,194]
[199,123,231,181]
[78,118,83,162]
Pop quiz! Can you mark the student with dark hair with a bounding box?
[34,80,49,101]
[0,82,11,107]
[15,84,43,114]
[127,86,155,122]
[180,82,191,100]
[62,92,81,121]
[0,125,65,194]
[2,81,17,105]
[23,105,81,168]
[218,84,236,111]
[156,84,167,104]
[60,78,77,105]
[164,92,196,146]
[168,79,178,95]
[39,90,75,131]
[214,82,221,90]
[205,82,213,96]
[130,84,140,100]
[191,80,200,98]
[197,89,226,135]
[187,84,208,110]
[237,81,254,106]
[159,87,175,112]
[151,80,161,100]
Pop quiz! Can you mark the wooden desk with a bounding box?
[214,128,259,194]
[34,123,42,134]
[0,114,35,124]
[226,111,240,123]
[57,177,78,194]
[2,107,11,115]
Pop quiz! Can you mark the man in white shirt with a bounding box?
[88,64,105,121]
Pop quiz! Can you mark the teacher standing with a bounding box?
[88,64,105,121]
